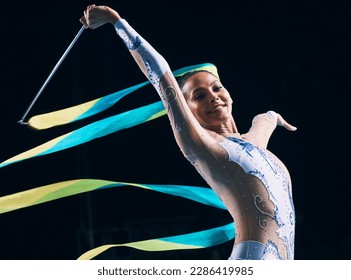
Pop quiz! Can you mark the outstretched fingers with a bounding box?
[277,113,297,131]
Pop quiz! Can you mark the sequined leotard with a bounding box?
[114,19,295,260]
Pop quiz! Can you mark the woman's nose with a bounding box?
[209,93,220,103]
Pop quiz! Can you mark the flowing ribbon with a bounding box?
[28,81,149,129]
[78,222,234,260]
[0,63,218,169]
[0,179,226,214]
[27,63,218,130]
[0,178,233,259]
[0,101,165,169]
[1,62,232,259]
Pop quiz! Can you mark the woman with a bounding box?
[80,4,297,260]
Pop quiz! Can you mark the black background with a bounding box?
[0,0,350,260]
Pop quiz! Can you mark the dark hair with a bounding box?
[177,70,215,93]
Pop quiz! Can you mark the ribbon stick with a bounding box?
[18,25,86,124]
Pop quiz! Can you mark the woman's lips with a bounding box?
[208,104,225,113]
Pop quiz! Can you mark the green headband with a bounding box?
[175,63,219,80]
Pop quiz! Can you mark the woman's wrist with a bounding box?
[103,6,121,25]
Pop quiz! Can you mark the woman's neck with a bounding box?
[209,118,240,137]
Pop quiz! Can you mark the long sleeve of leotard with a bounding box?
[114,19,214,157]
[244,111,278,149]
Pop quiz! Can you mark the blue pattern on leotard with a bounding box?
[220,137,295,259]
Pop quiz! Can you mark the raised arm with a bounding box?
[80,5,210,157]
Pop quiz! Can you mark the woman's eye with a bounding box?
[194,94,204,101]
[214,86,223,92]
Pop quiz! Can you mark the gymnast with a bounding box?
[80,4,297,260]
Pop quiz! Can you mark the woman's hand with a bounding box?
[277,113,297,131]
[80,4,121,29]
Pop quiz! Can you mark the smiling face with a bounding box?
[181,71,234,130]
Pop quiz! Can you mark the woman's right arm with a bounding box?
[80,5,214,157]
[81,5,169,92]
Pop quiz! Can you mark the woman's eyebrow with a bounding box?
[192,80,220,94]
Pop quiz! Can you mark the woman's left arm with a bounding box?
[243,111,297,149]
